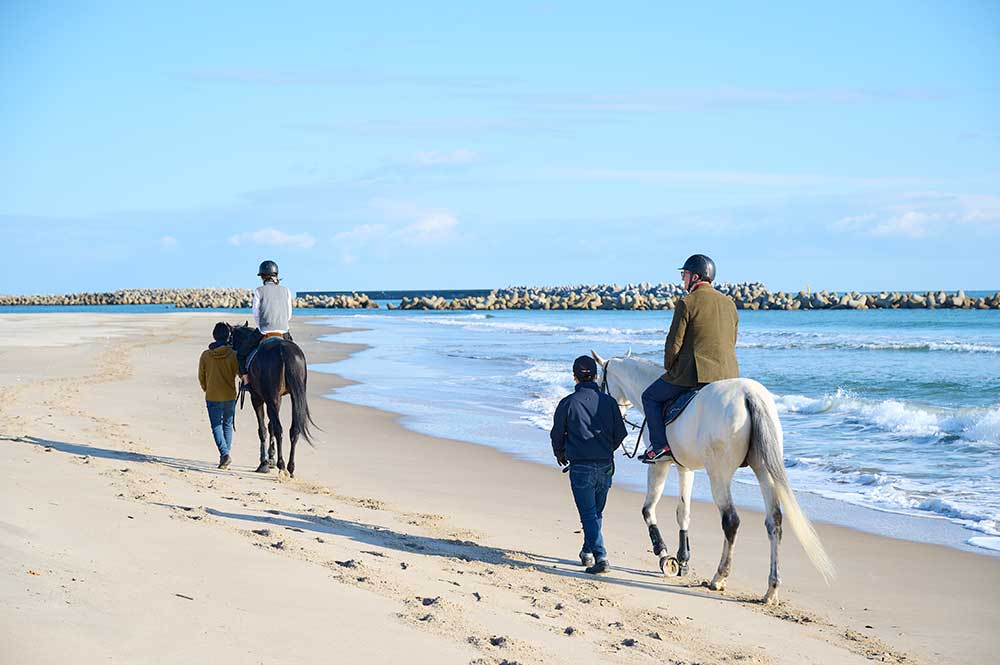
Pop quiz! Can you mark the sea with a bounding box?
[5,300,999,555]
[307,304,1000,556]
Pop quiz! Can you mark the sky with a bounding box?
[2,1,999,294]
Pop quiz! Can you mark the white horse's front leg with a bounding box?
[642,462,671,557]
[675,467,694,574]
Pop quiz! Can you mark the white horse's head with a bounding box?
[591,350,633,417]
[592,349,665,420]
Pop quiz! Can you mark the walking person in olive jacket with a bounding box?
[641,254,740,463]
[199,322,240,469]
[551,356,628,574]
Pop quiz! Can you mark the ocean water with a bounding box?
[311,307,1000,554]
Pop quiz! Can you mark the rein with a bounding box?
[600,368,646,459]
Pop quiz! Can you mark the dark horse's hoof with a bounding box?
[254,461,270,474]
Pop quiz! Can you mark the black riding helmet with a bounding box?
[257,260,279,277]
[678,254,716,283]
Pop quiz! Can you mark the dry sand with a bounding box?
[1,312,998,665]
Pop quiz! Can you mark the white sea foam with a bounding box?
[775,390,1000,444]
[738,331,1000,354]
[517,361,574,429]
[967,536,1000,551]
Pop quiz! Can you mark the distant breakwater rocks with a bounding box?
[0,288,379,309]
[2,285,998,311]
[390,284,1000,311]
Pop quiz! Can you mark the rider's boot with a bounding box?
[642,446,674,464]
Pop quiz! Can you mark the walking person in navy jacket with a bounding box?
[550,356,628,574]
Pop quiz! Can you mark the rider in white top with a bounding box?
[241,260,293,385]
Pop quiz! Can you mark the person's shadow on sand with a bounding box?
[203,506,739,601]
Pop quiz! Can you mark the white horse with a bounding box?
[593,351,834,603]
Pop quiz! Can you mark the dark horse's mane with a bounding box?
[230,322,318,477]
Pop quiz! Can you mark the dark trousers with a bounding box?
[641,377,690,451]
[569,461,614,561]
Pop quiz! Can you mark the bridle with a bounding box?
[599,362,647,459]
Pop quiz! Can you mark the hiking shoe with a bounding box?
[218,454,232,470]
[585,560,609,575]
[641,447,674,464]
[580,551,596,568]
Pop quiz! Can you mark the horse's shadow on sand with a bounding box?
[203,507,740,602]
[7,435,739,603]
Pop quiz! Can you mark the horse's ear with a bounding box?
[243,320,249,328]
[591,350,607,367]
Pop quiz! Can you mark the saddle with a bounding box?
[661,387,703,426]
[660,385,750,468]
[246,335,283,372]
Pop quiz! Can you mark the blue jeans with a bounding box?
[206,400,236,456]
[641,378,690,451]
[569,461,614,562]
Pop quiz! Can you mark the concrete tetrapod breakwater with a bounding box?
[1,285,997,310]
[0,288,379,309]
[390,283,1000,311]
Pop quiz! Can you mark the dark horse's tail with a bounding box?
[281,342,319,446]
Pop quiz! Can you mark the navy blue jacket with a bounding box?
[550,381,628,463]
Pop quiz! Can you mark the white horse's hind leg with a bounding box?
[642,462,671,557]
[675,467,694,573]
[707,469,740,592]
[752,462,783,604]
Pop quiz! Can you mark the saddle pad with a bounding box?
[246,337,281,371]
[662,387,702,426]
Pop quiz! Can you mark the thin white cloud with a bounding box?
[159,235,178,250]
[831,191,1000,238]
[398,211,458,240]
[230,227,316,249]
[872,211,933,238]
[412,149,476,166]
[551,168,932,188]
[507,86,947,113]
[333,224,386,243]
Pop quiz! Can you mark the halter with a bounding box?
[599,363,647,459]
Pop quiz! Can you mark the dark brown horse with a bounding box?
[231,323,317,477]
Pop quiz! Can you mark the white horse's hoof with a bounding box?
[708,575,726,591]
[762,587,779,605]
[659,555,680,577]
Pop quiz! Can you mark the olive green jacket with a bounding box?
[662,284,740,387]
[199,345,239,402]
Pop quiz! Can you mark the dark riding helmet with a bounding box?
[257,260,279,277]
[678,254,716,283]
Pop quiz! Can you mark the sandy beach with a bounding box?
[2,312,998,665]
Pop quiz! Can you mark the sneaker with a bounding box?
[585,559,609,575]
[580,551,596,568]
[641,447,674,464]
[218,454,232,470]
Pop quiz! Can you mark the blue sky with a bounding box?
[2,1,998,294]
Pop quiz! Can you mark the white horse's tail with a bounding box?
[746,389,836,584]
